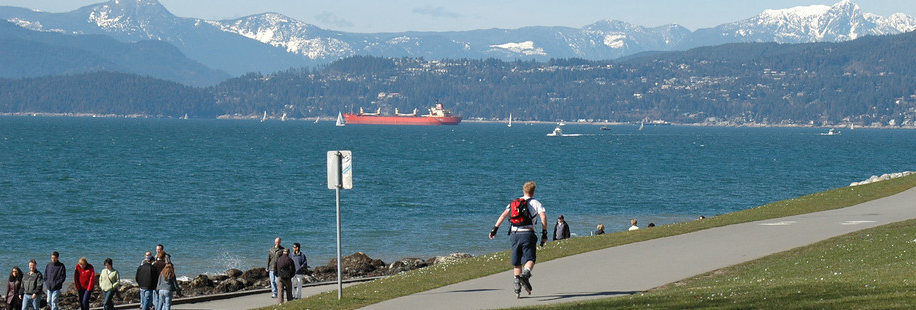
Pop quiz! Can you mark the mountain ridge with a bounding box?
[0,0,913,76]
[0,20,229,86]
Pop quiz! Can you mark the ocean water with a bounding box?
[1,117,915,280]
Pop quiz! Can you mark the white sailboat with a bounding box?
[508,113,513,127]
[336,112,345,127]
[260,111,267,122]
[314,116,320,123]
[281,113,287,122]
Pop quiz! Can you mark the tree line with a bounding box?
[3,31,916,126]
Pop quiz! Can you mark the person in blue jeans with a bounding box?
[265,237,284,298]
[156,263,181,310]
[136,252,158,310]
[21,259,44,310]
[43,252,66,310]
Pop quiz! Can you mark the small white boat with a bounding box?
[336,112,345,127]
[508,113,512,127]
[260,111,267,122]
[547,124,563,136]
[281,113,287,122]
[314,116,320,123]
[820,128,841,136]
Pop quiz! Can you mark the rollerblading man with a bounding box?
[489,181,547,298]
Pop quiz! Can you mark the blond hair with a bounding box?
[523,181,536,195]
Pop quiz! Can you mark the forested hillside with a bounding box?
[3,31,916,127]
[0,72,217,117]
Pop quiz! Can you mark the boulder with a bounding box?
[120,286,140,303]
[387,258,427,275]
[189,274,213,288]
[327,252,386,277]
[240,268,268,283]
[214,278,247,293]
[226,268,243,278]
[431,253,472,265]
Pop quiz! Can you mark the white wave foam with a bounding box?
[849,171,914,186]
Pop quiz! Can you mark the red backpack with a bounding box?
[509,198,533,226]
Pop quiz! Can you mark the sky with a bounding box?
[0,0,914,33]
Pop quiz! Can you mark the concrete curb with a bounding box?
[95,277,385,310]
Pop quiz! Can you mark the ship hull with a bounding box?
[343,114,462,125]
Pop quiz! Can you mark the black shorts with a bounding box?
[509,230,537,266]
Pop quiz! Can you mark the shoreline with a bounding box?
[2,112,915,129]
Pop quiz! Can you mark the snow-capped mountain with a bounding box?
[0,0,913,77]
[683,0,916,47]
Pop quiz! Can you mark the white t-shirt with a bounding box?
[505,196,545,231]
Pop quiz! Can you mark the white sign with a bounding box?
[327,151,353,189]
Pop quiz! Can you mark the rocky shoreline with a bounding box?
[0,252,471,310]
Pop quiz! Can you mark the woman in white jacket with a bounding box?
[99,258,120,310]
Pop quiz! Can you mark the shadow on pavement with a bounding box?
[537,290,640,301]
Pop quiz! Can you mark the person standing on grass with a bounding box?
[488,181,548,298]
[553,215,570,241]
[266,237,284,299]
[21,259,43,310]
[74,257,95,310]
[99,258,120,310]
[44,252,66,310]
[275,248,295,304]
[289,243,309,299]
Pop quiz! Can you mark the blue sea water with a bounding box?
[1,117,914,280]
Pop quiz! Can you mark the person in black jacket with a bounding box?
[274,249,295,304]
[44,252,66,310]
[552,215,570,241]
[135,252,159,310]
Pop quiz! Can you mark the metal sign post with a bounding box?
[327,151,352,300]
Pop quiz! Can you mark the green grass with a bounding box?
[267,173,916,310]
[515,218,916,310]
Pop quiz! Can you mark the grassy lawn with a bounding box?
[270,173,916,310]
[515,218,916,310]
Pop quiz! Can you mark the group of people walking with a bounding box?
[5,245,180,310]
[266,238,309,304]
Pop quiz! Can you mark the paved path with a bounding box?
[360,186,916,310]
[170,283,358,310]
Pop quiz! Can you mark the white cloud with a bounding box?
[314,11,353,28]
[412,5,462,19]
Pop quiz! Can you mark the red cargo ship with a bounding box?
[343,103,462,125]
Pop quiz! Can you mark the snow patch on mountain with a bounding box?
[208,13,352,59]
[89,7,129,31]
[603,34,627,48]
[489,41,546,56]
[6,18,64,33]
